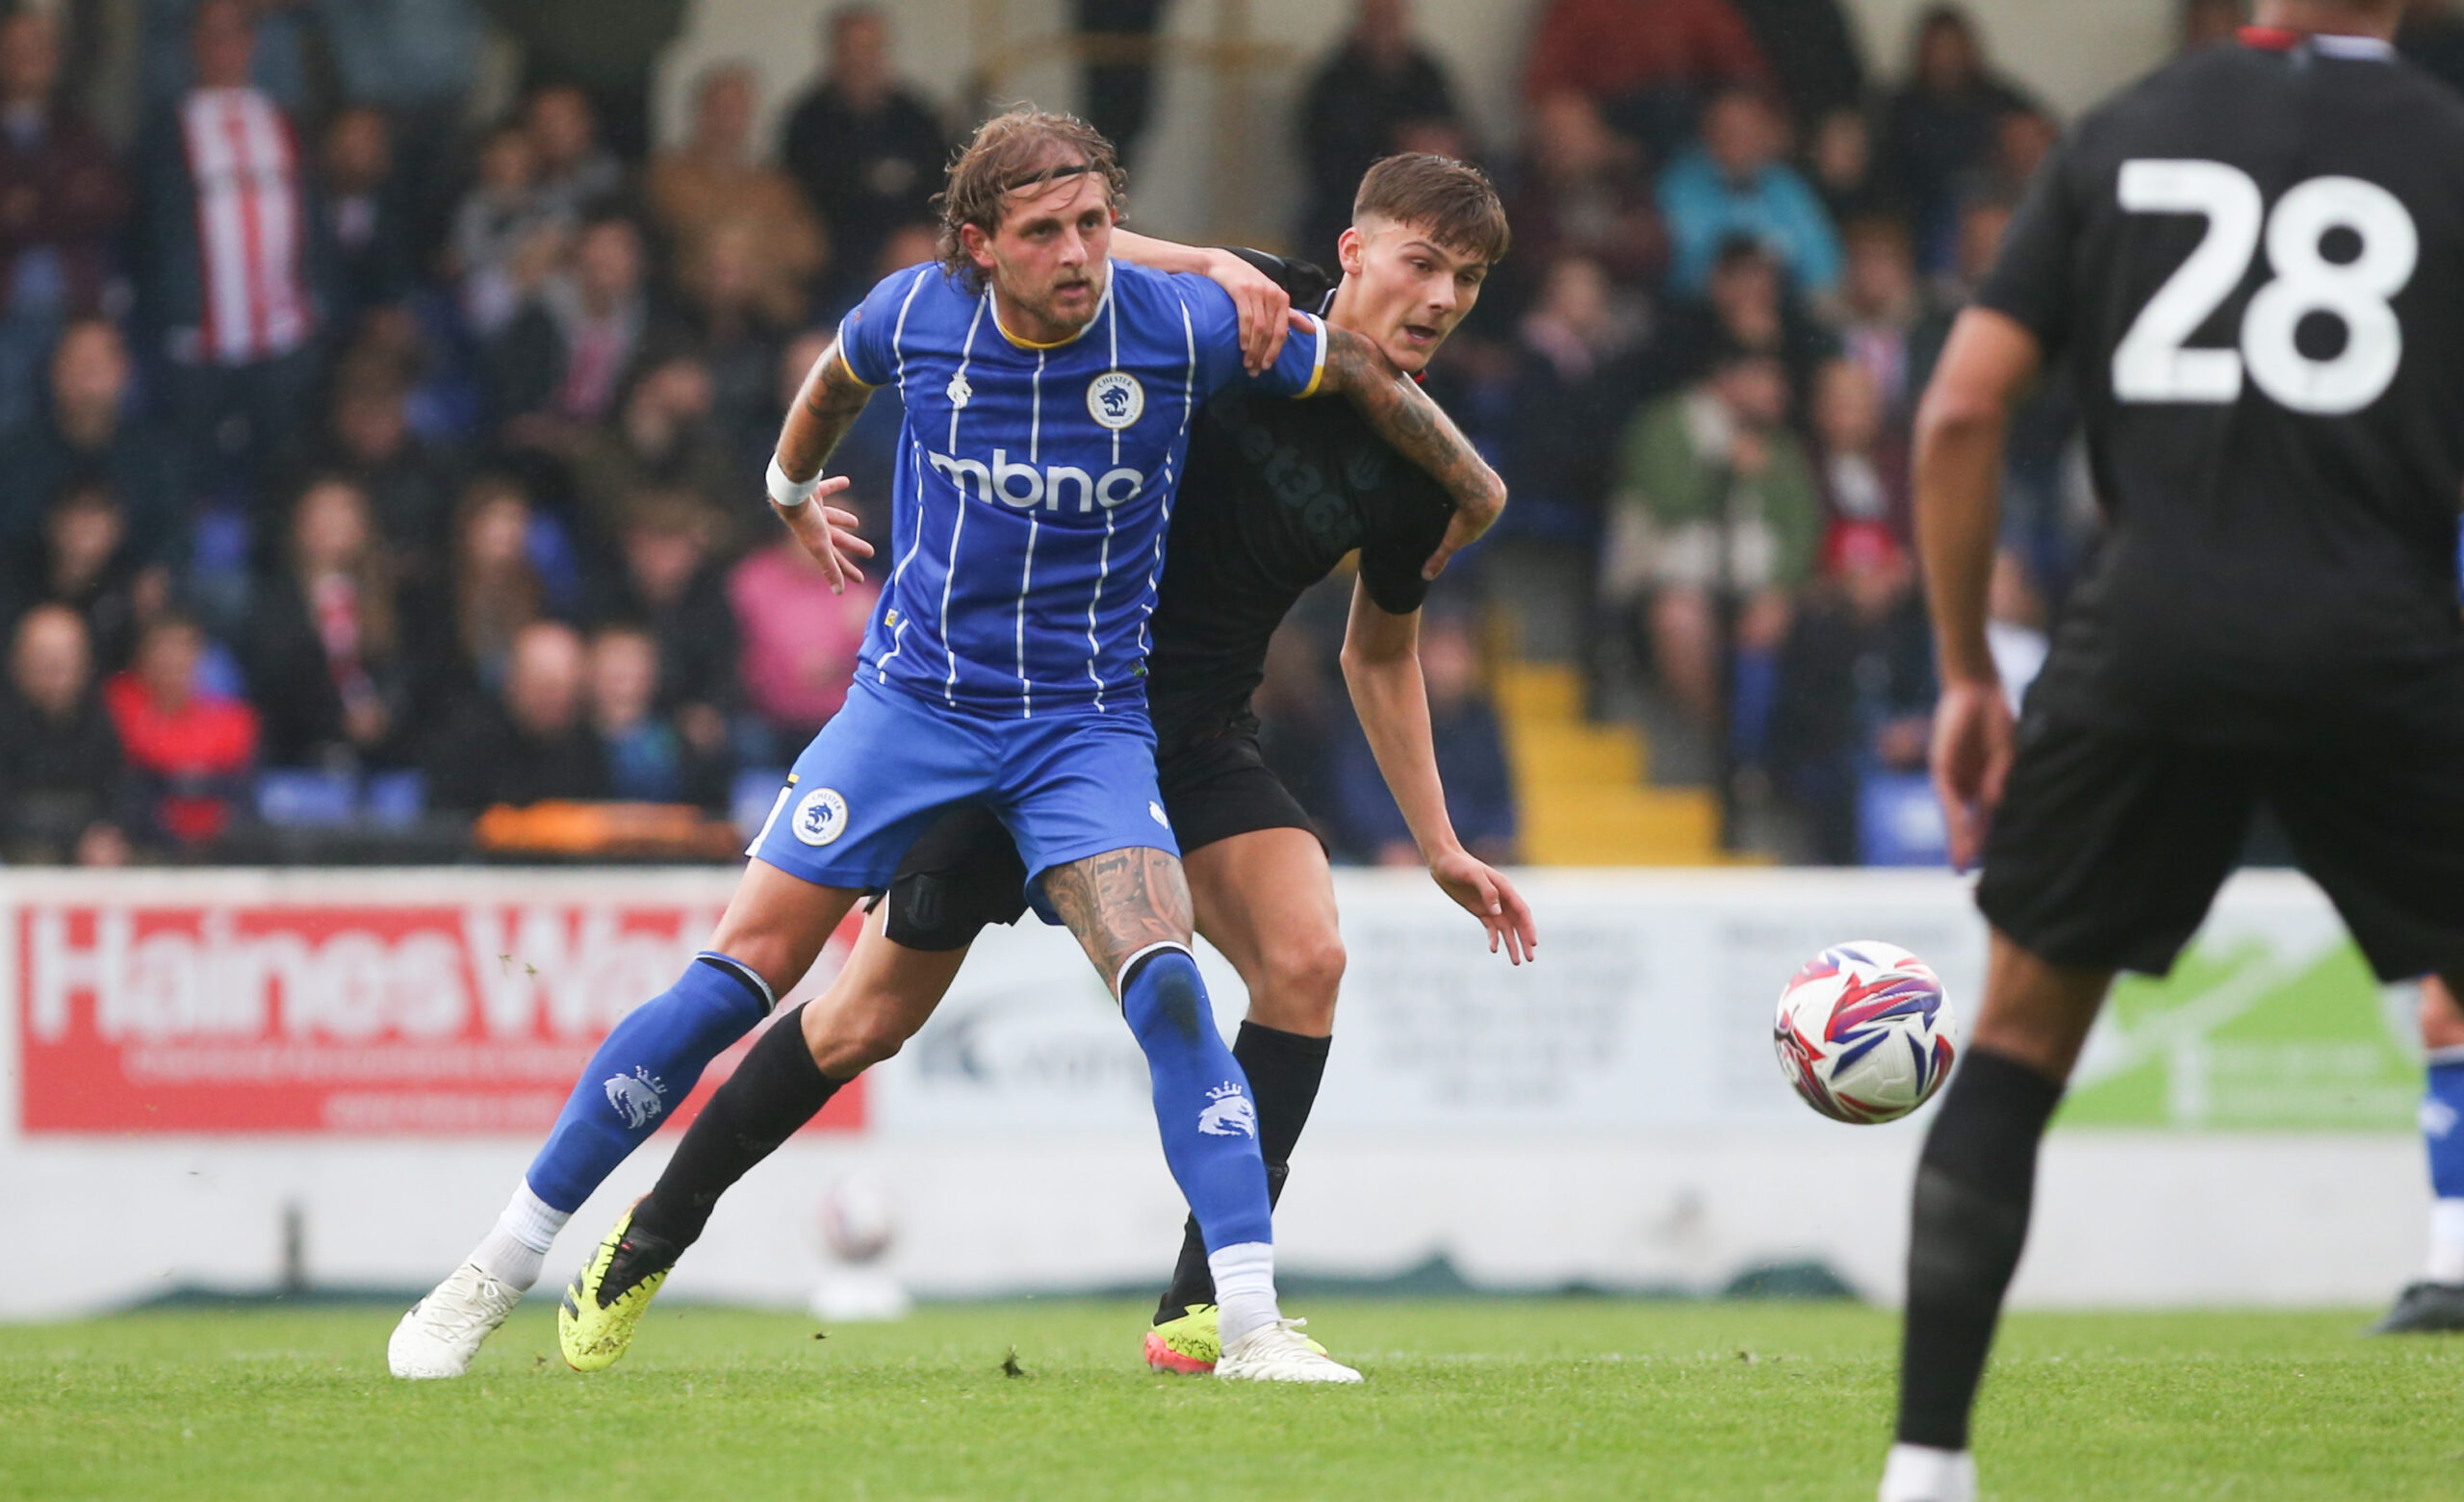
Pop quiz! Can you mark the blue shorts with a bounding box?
[745,677,1180,906]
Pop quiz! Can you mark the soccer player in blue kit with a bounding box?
[388,108,1506,1384]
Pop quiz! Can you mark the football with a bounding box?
[1772,941,1957,1124]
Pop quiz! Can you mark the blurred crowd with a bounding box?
[0,0,2374,870]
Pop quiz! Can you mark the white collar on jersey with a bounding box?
[2309,34,2397,62]
[987,261,1116,351]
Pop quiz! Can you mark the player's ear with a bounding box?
[960,221,997,272]
[1337,225,1366,279]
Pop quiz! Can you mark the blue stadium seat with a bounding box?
[257,769,358,828]
[362,771,427,829]
[1858,771,1948,867]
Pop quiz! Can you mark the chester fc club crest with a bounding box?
[792,787,850,846]
[1088,370,1143,429]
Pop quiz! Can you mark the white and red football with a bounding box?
[1772,940,1956,1124]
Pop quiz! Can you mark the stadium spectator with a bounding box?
[243,477,415,769]
[1073,0,1168,165]
[139,0,314,118]
[1333,608,1519,866]
[1729,0,1867,124]
[314,354,463,584]
[1657,237,1835,408]
[104,610,259,850]
[486,210,657,452]
[1805,107,1891,225]
[1831,216,1924,416]
[1507,92,1666,295]
[316,106,415,342]
[6,483,168,675]
[1497,254,1654,549]
[1810,357,1907,542]
[725,529,875,760]
[487,4,685,163]
[780,6,947,297]
[0,319,182,556]
[596,492,739,747]
[1522,0,1769,152]
[312,0,487,247]
[1657,86,1844,299]
[0,603,131,866]
[1599,344,1818,738]
[2180,0,2248,53]
[571,358,735,543]
[0,10,130,435]
[2402,0,2464,94]
[675,220,798,477]
[136,0,322,506]
[648,64,827,315]
[1876,5,2040,268]
[524,84,625,219]
[423,618,609,812]
[589,622,729,807]
[449,122,575,338]
[1766,522,1931,863]
[442,475,550,695]
[1296,0,1466,265]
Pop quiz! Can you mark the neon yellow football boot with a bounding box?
[1144,1303,1221,1373]
[558,1208,680,1371]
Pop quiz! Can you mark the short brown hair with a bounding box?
[936,107,1126,293]
[1351,154,1510,267]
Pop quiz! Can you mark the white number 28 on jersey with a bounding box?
[2112,160,2417,415]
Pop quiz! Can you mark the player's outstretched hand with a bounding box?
[1206,249,1292,375]
[772,475,876,594]
[1931,677,2014,873]
[1428,847,1538,965]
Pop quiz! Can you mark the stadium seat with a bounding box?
[256,769,359,828]
[1857,772,1948,867]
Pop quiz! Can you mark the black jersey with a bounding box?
[1979,30,2464,746]
[1140,250,1456,751]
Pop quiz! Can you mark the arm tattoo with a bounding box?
[777,342,874,479]
[1318,326,1505,521]
[1040,846,1195,989]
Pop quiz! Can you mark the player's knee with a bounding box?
[1257,931,1345,1030]
[802,1000,911,1076]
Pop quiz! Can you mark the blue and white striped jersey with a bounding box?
[834,258,1328,718]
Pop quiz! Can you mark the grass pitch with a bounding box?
[0,1300,2451,1500]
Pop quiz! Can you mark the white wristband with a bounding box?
[767,455,820,509]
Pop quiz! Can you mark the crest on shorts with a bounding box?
[1088,370,1144,430]
[792,787,851,847]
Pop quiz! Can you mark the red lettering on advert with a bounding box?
[14,901,864,1135]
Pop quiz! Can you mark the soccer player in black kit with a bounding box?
[1886,2,2464,1497]
[558,154,1539,1374]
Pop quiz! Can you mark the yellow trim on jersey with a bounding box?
[988,272,1109,350]
[833,344,876,390]
[1296,315,1329,399]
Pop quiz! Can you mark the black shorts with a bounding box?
[877,727,1321,952]
[1977,716,2464,982]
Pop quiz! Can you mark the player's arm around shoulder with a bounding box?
[1311,321,1507,578]
[1338,579,1536,965]
[1112,228,1296,374]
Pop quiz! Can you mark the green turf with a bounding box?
[0,1301,2450,1500]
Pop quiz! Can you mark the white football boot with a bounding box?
[1878,1443,1977,1502]
[1214,1319,1363,1384]
[388,1261,524,1379]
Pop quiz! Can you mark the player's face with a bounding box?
[1334,217,1488,374]
[967,170,1116,343]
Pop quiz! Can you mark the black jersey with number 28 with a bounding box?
[1140,249,1456,751]
[1979,30,2464,745]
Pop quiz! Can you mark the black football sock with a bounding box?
[1157,1022,1332,1321]
[1896,1048,2066,1451]
[630,1005,847,1251]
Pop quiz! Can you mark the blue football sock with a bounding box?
[2424,1055,2464,1201]
[523,954,774,1212]
[1120,947,1273,1253]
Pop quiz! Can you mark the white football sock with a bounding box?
[1879,1443,1976,1502]
[469,1181,568,1292]
[1207,1241,1280,1348]
[2426,1199,2464,1285]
